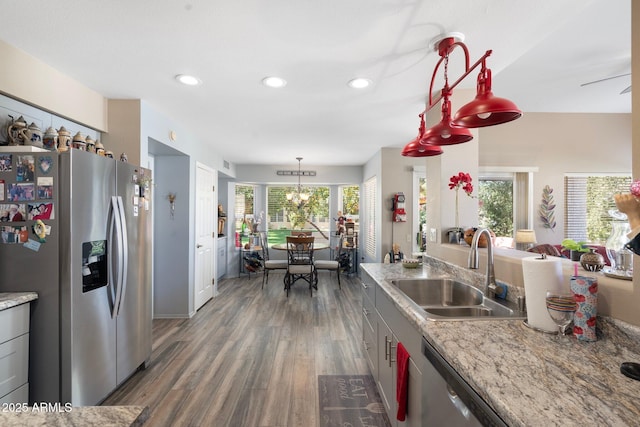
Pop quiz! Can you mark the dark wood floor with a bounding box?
[103,271,369,427]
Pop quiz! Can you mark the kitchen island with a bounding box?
[361,260,640,426]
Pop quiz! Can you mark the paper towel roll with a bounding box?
[522,256,565,332]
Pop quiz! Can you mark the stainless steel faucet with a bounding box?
[467,228,500,298]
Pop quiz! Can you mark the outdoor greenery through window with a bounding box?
[565,175,632,243]
[340,185,360,219]
[478,179,514,237]
[418,177,427,251]
[234,184,256,246]
[235,184,254,232]
[266,185,330,245]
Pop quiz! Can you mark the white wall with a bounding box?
[235,163,361,185]
[480,112,632,245]
[0,40,107,131]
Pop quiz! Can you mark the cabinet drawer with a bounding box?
[362,293,375,335]
[362,318,377,376]
[0,333,29,399]
[361,272,376,304]
[0,304,29,345]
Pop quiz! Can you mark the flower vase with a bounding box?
[447,227,463,244]
[454,190,460,232]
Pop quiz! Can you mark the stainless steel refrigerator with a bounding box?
[0,149,152,406]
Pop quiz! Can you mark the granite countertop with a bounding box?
[361,261,640,427]
[0,406,149,427]
[0,292,38,311]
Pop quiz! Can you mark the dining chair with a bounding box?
[284,235,316,297]
[314,236,343,289]
[259,231,288,289]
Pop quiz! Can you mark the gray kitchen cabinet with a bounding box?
[362,277,377,377]
[0,303,30,404]
[362,270,424,427]
[377,316,397,421]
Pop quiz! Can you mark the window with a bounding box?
[266,185,330,245]
[234,184,254,233]
[478,168,535,242]
[565,174,632,243]
[412,172,427,252]
[479,178,514,237]
[339,184,360,224]
[364,176,377,259]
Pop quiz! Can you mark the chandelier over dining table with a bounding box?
[286,157,310,207]
[402,32,522,157]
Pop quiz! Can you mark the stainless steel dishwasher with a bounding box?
[422,337,508,427]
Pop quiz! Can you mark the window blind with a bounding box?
[364,176,376,258]
[564,177,588,241]
[564,175,632,242]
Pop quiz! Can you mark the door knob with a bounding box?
[197,244,203,248]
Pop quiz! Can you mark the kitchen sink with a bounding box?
[390,278,483,306]
[390,278,526,321]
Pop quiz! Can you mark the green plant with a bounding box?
[561,239,589,253]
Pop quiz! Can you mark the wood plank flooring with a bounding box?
[103,271,369,427]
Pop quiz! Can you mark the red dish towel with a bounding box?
[396,341,410,421]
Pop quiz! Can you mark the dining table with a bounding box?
[271,242,330,251]
[271,242,330,292]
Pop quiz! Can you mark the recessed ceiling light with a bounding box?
[262,76,287,88]
[175,74,202,86]
[347,78,372,89]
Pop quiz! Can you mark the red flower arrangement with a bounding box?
[449,172,474,229]
[631,179,640,198]
[449,172,474,195]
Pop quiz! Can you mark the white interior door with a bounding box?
[194,162,215,310]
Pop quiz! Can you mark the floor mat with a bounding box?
[318,374,391,427]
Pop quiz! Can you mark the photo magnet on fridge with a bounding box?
[8,183,35,201]
[38,156,53,174]
[37,177,53,199]
[16,155,35,182]
[0,155,12,172]
[0,203,26,222]
[28,202,54,220]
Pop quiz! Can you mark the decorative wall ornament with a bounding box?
[539,185,556,230]
[167,193,176,220]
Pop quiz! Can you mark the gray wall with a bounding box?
[152,154,191,318]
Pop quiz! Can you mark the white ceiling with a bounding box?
[0,0,631,166]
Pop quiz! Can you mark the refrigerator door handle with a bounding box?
[115,196,129,317]
[110,196,124,319]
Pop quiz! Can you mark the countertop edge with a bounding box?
[0,405,149,427]
[0,292,38,311]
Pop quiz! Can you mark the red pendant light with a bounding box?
[403,32,522,158]
[402,113,443,157]
[421,92,473,145]
[452,66,522,128]
[402,139,443,157]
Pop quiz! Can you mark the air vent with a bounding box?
[223,160,229,169]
